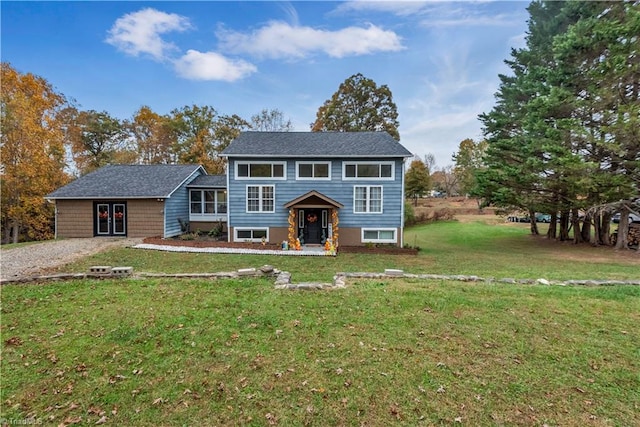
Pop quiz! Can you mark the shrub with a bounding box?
[208,222,223,238]
[404,202,416,226]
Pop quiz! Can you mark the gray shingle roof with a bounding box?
[46,165,204,199]
[187,174,226,188]
[222,132,412,157]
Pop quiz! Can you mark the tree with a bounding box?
[1,63,71,242]
[170,105,249,173]
[431,166,459,198]
[311,73,400,140]
[452,138,487,197]
[478,1,639,246]
[424,153,437,173]
[129,106,176,164]
[250,108,293,131]
[70,110,128,174]
[405,159,431,206]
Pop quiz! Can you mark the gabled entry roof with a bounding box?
[46,165,205,199]
[284,190,344,209]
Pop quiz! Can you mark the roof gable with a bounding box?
[222,131,412,158]
[284,190,344,209]
[46,165,205,199]
[187,174,226,188]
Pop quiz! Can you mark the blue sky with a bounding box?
[2,1,529,167]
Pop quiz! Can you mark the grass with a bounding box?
[2,220,639,425]
[2,278,639,426]
[60,220,639,282]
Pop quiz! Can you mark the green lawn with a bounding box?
[2,221,639,426]
[62,220,639,282]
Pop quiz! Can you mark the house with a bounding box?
[46,131,412,246]
[220,131,412,247]
[46,164,212,238]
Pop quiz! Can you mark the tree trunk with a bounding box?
[11,222,20,244]
[580,212,591,243]
[547,212,558,239]
[528,208,539,235]
[572,207,583,244]
[615,207,630,250]
[600,212,611,246]
[559,210,570,241]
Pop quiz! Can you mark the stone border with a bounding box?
[2,266,639,288]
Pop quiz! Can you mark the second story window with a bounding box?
[343,162,394,180]
[296,162,331,180]
[236,162,285,179]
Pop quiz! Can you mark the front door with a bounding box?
[299,209,328,244]
[95,202,127,236]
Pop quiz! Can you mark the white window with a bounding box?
[362,228,397,244]
[236,161,286,179]
[296,161,331,180]
[343,161,394,180]
[354,186,383,213]
[190,190,227,220]
[247,185,275,213]
[234,228,269,242]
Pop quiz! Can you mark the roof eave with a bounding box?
[221,154,410,158]
[46,196,171,200]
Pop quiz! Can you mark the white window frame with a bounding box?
[246,185,275,213]
[189,189,227,221]
[361,228,397,244]
[295,161,331,180]
[353,186,383,214]
[342,161,394,180]
[235,161,286,180]
[234,227,269,242]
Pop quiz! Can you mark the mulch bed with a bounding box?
[142,237,418,255]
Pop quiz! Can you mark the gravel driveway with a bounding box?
[0,238,142,282]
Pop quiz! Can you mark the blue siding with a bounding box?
[227,158,405,232]
[164,171,204,237]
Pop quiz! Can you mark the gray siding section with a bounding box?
[227,158,405,231]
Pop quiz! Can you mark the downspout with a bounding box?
[226,160,231,243]
[54,201,58,239]
[400,158,406,248]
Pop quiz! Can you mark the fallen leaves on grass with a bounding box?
[5,336,23,346]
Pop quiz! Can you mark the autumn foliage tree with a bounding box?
[129,106,176,164]
[452,138,487,197]
[169,106,249,174]
[311,73,400,140]
[1,63,71,242]
[405,158,431,206]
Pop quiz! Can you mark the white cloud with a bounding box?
[106,8,191,60]
[173,50,257,82]
[217,21,404,59]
